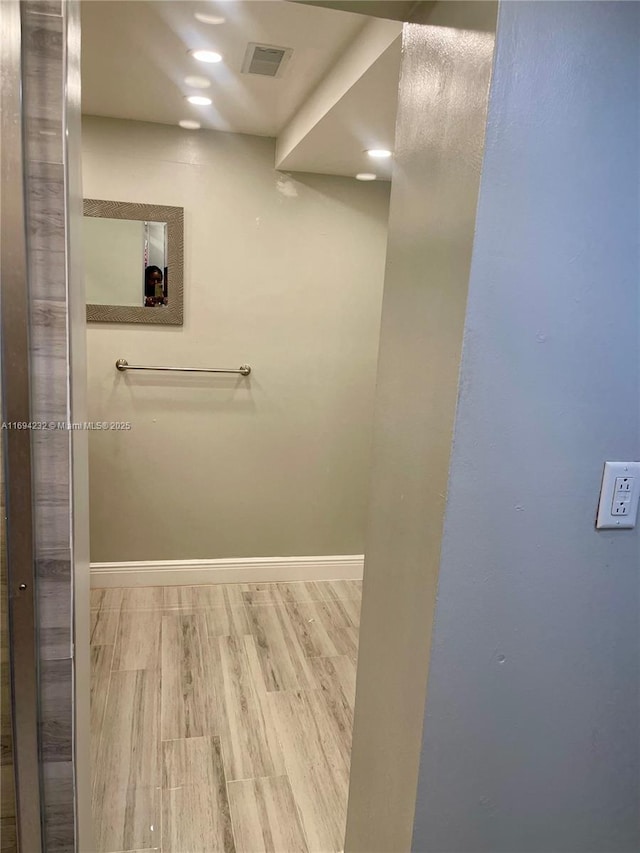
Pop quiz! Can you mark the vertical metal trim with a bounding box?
[64,0,92,848]
[0,2,44,851]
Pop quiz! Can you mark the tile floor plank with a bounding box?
[267,689,350,853]
[308,655,357,710]
[89,645,113,778]
[90,587,122,612]
[240,584,284,606]
[332,625,359,665]
[275,582,330,605]
[206,634,284,782]
[161,613,213,740]
[200,605,252,638]
[91,669,161,853]
[90,607,120,646]
[326,596,361,630]
[112,610,161,672]
[164,584,244,610]
[162,736,235,853]
[120,587,164,611]
[323,580,362,601]
[283,601,344,659]
[241,581,331,606]
[244,605,316,692]
[312,600,360,663]
[228,775,308,853]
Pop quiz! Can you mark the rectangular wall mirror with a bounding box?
[84,198,184,324]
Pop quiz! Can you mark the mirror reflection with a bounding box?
[83,216,168,307]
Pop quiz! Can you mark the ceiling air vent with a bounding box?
[241,43,293,78]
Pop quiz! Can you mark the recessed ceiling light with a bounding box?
[179,120,201,130]
[186,95,212,106]
[190,49,223,64]
[356,173,377,181]
[184,75,211,89]
[366,148,392,159]
[194,12,225,25]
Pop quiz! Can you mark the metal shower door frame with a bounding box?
[0,1,45,850]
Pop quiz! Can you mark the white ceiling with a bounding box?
[81,0,401,180]
[276,37,400,180]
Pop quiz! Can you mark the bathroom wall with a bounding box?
[345,3,498,850]
[83,117,389,562]
[413,2,640,850]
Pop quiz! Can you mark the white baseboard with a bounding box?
[90,554,364,588]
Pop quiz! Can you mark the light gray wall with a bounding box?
[413,2,640,851]
[344,4,497,851]
[83,117,389,562]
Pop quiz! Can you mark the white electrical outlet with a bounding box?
[596,462,640,529]
[615,477,633,493]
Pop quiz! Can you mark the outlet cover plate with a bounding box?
[596,461,640,529]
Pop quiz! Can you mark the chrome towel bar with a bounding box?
[115,359,251,376]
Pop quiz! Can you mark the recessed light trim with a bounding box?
[186,95,212,106]
[194,12,225,25]
[179,120,201,130]
[184,75,211,89]
[190,49,223,64]
[366,148,393,159]
[356,173,377,181]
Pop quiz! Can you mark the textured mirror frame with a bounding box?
[84,199,184,325]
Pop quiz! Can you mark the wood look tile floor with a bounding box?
[90,580,362,853]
